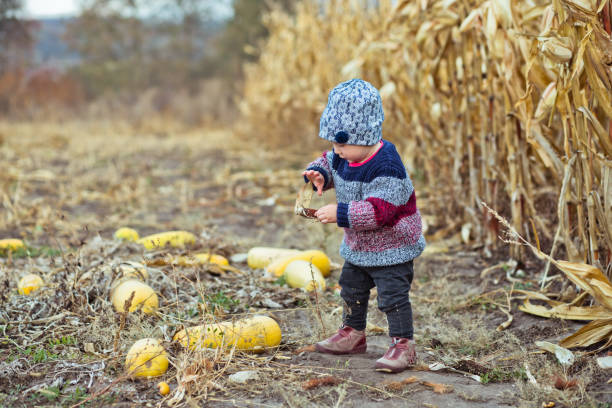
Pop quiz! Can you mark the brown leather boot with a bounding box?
[374,338,416,373]
[315,326,367,355]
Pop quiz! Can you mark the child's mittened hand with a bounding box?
[302,170,325,196]
[315,204,338,224]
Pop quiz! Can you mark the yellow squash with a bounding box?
[111,279,159,314]
[114,227,140,242]
[174,315,281,352]
[125,338,169,378]
[175,253,229,267]
[157,381,170,396]
[247,247,301,269]
[117,261,149,280]
[18,274,44,295]
[266,249,331,277]
[0,239,25,253]
[283,260,326,292]
[137,231,196,250]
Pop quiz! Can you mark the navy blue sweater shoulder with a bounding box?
[330,141,407,183]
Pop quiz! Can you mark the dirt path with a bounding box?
[0,123,609,408]
[297,342,516,408]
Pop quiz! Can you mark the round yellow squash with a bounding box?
[111,279,158,314]
[114,227,140,242]
[158,381,170,396]
[125,338,168,378]
[173,315,281,352]
[283,260,326,292]
[246,247,301,269]
[266,250,331,277]
[18,274,44,295]
[117,261,149,280]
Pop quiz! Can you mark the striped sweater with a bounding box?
[306,140,426,266]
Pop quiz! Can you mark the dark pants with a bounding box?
[339,260,414,339]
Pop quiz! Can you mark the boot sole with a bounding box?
[375,366,402,373]
[374,361,415,373]
[315,343,367,355]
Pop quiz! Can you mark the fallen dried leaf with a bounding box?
[553,375,578,390]
[383,381,405,392]
[302,376,342,390]
[535,341,575,366]
[295,344,316,354]
[382,376,418,391]
[421,381,453,394]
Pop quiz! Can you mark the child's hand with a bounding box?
[302,170,325,196]
[315,204,337,224]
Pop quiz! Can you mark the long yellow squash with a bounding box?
[283,260,326,292]
[247,247,301,269]
[137,231,196,250]
[266,249,331,277]
[173,315,281,352]
[0,239,25,253]
[174,253,229,267]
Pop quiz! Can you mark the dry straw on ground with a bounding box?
[240,0,612,274]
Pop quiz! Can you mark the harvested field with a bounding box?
[0,122,609,407]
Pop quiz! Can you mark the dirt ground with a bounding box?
[0,122,610,408]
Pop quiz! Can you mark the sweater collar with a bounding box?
[348,141,384,167]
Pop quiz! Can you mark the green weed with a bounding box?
[49,335,77,347]
[37,386,61,402]
[481,366,527,384]
[31,347,59,363]
[203,291,239,313]
[514,281,534,290]
[62,387,87,405]
[11,346,60,363]
[1,245,62,259]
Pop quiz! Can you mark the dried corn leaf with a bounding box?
[518,299,611,320]
[559,318,612,348]
[554,261,612,310]
[295,181,317,219]
[534,341,575,366]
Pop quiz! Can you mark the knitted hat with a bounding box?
[319,78,384,146]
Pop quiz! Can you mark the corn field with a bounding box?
[240,0,612,274]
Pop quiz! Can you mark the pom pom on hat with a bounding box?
[334,131,349,144]
[319,79,384,146]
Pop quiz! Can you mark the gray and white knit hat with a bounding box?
[319,78,384,146]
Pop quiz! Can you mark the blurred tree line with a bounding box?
[66,0,295,98]
[0,0,295,120]
[0,0,32,71]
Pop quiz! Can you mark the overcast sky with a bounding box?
[24,0,234,18]
[25,0,79,17]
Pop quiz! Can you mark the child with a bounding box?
[302,78,426,373]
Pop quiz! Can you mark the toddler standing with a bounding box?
[302,78,426,373]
